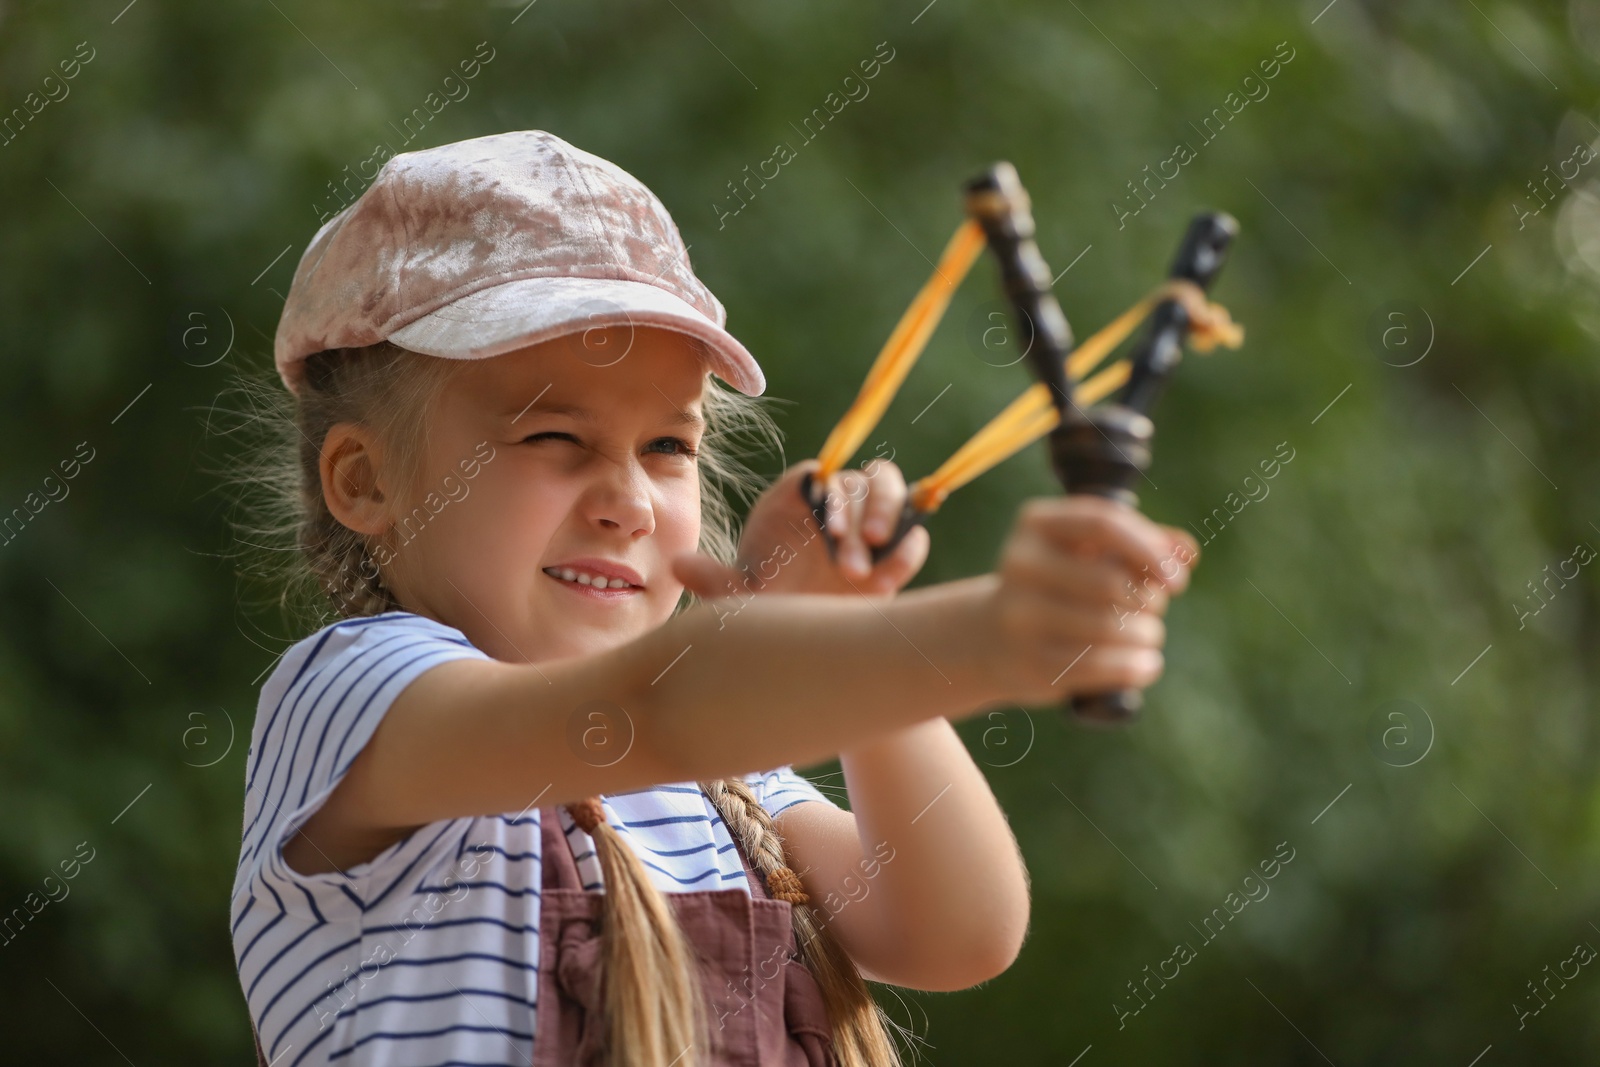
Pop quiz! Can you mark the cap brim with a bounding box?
[386,275,765,396]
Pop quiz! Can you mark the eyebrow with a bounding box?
[506,398,705,430]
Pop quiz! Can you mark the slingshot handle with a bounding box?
[1047,406,1155,725]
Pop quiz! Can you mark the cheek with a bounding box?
[410,462,556,565]
[467,466,567,548]
[657,474,702,549]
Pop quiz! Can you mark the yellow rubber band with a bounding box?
[815,218,987,479]
[909,280,1240,510]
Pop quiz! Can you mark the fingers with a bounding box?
[993,586,1166,700]
[855,523,929,596]
[858,458,910,546]
[1158,523,1201,569]
[1042,644,1165,694]
[824,468,868,577]
[1002,529,1172,616]
[990,496,1197,703]
[669,551,745,601]
[1017,496,1196,594]
[1000,587,1167,649]
[825,459,911,581]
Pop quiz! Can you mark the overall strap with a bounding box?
[539,806,585,891]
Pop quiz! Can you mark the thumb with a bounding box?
[670,551,751,602]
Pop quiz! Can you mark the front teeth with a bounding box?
[550,567,634,590]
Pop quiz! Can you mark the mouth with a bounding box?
[542,563,644,599]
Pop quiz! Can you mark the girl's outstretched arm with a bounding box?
[285,495,1184,876]
[286,574,1000,873]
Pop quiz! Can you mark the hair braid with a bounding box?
[700,778,905,1067]
[565,798,710,1067]
[293,343,465,621]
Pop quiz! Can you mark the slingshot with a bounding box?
[798,161,1244,725]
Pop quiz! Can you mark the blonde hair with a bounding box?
[215,338,907,1066]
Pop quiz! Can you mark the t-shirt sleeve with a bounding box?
[745,765,842,819]
[236,614,490,921]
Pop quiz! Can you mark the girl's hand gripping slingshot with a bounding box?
[801,160,1244,724]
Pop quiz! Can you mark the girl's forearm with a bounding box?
[836,719,1031,980]
[622,574,1004,784]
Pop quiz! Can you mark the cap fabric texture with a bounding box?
[274,129,764,398]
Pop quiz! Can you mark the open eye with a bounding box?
[647,437,700,459]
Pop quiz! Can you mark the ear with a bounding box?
[320,422,392,537]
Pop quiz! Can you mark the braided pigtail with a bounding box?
[700,778,905,1067]
[293,344,467,620]
[566,798,710,1067]
[209,340,465,626]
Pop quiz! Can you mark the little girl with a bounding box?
[231,130,1196,1067]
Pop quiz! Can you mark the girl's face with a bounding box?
[379,326,709,663]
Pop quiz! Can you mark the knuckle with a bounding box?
[1108,570,1140,602]
[1001,537,1044,579]
[1091,510,1127,541]
[999,531,1040,574]
[863,457,904,483]
[1033,497,1069,524]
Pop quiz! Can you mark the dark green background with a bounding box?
[1,0,1597,1062]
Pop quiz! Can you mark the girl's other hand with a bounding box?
[673,458,930,601]
[978,495,1199,705]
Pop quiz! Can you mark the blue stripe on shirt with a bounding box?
[243,614,412,808]
[292,634,439,810]
[244,630,419,852]
[329,1023,535,1061]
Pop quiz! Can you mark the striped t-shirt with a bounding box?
[231,611,838,1067]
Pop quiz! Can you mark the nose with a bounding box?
[581,445,656,538]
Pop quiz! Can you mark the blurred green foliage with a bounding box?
[1,0,1597,1062]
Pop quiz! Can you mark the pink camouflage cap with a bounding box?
[274,129,765,398]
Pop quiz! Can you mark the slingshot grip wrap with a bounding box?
[1049,407,1156,726]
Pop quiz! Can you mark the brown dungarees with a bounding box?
[532,805,839,1067]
